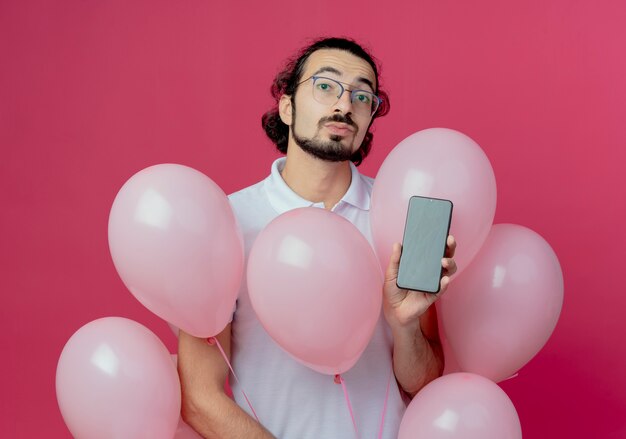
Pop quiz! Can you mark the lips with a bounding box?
[324,122,355,135]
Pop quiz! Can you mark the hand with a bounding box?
[382,235,457,330]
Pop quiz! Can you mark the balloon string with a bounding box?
[336,374,360,439]
[377,366,393,439]
[208,337,260,423]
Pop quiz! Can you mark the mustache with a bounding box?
[319,113,357,129]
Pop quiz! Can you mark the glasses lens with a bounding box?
[352,90,379,116]
[311,77,380,116]
[312,77,341,104]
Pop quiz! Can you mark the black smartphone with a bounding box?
[396,196,453,294]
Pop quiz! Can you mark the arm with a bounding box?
[178,324,275,439]
[382,236,457,398]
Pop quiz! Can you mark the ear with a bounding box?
[278,94,293,126]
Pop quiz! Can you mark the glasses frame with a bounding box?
[297,75,383,117]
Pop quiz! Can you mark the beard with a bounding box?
[291,111,359,162]
[293,132,353,162]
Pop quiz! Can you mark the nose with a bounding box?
[332,89,353,114]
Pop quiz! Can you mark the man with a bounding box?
[178,37,457,439]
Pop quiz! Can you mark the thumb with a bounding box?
[385,243,402,282]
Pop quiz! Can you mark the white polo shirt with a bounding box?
[228,157,405,439]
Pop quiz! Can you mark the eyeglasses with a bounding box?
[297,75,382,116]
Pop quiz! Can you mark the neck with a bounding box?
[281,145,353,210]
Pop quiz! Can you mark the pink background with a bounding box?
[1,0,625,437]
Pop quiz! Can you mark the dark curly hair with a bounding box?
[261,37,390,166]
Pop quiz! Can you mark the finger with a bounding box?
[385,243,402,281]
[439,276,451,295]
[442,257,457,276]
[445,235,457,258]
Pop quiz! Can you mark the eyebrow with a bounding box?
[311,66,376,92]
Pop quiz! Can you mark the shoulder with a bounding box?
[227,178,274,235]
[228,158,280,208]
[228,179,266,206]
[228,179,269,217]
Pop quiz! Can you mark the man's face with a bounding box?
[280,48,377,162]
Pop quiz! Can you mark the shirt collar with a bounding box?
[264,157,370,215]
[342,159,371,211]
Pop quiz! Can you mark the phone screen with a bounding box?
[396,196,453,293]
